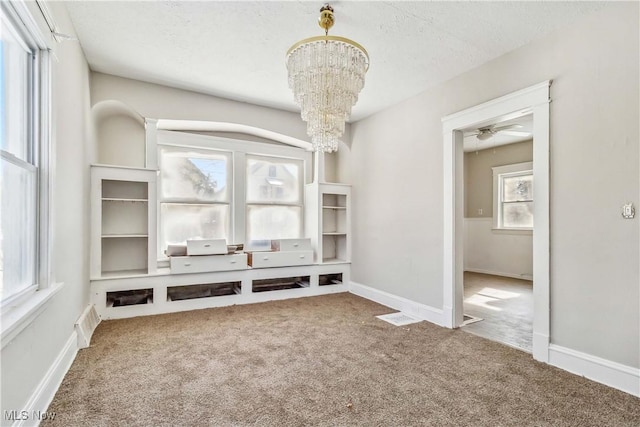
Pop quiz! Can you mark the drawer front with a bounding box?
[187,239,228,255]
[271,238,312,252]
[170,254,247,274]
[250,251,314,268]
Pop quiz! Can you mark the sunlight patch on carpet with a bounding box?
[376,312,421,326]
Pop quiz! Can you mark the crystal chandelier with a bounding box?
[286,4,369,153]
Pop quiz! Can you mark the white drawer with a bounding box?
[248,250,314,268]
[186,239,228,256]
[271,238,312,252]
[170,253,247,274]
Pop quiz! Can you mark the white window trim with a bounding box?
[492,161,533,231]
[1,0,60,347]
[155,130,312,262]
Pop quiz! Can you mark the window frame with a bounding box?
[156,131,311,261]
[1,0,58,345]
[245,153,305,246]
[492,161,533,231]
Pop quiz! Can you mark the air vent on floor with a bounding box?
[376,312,421,326]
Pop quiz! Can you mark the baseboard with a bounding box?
[548,344,639,397]
[532,332,549,363]
[14,332,78,427]
[464,268,533,281]
[349,281,445,327]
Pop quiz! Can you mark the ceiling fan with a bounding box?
[466,124,531,141]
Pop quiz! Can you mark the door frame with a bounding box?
[442,81,551,362]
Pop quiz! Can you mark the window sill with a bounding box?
[1,282,64,349]
[491,228,533,235]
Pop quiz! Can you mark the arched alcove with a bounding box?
[92,100,146,167]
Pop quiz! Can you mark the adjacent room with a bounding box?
[1,1,638,426]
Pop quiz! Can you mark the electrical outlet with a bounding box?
[478,208,483,215]
[622,203,635,219]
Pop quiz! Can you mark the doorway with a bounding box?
[460,115,534,352]
[442,81,551,362]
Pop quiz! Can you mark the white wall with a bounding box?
[90,73,347,183]
[464,219,533,280]
[1,1,92,415]
[344,3,639,368]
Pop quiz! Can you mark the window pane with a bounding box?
[502,201,533,228]
[246,156,302,204]
[503,174,533,202]
[1,22,31,161]
[246,205,301,241]
[1,159,36,300]
[160,148,230,202]
[160,203,230,250]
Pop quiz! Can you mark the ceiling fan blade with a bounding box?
[499,130,531,137]
[493,124,523,132]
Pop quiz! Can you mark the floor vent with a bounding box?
[461,314,483,326]
[75,304,101,349]
[376,312,421,326]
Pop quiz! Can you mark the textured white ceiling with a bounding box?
[64,1,610,121]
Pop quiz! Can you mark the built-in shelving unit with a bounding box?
[91,165,157,279]
[305,183,351,263]
[89,125,354,320]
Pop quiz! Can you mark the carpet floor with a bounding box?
[44,293,639,426]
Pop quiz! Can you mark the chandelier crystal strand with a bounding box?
[286,4,369,153]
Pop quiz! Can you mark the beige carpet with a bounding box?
[44,293,639,426]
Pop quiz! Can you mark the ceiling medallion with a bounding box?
[286,4,369,153]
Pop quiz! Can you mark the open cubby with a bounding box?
[102,179,148,200]
[252,276,310,293]
[101,237,148,275]
[322,234,347,263]
[167,282,241,301]
[319,273,343,286]
[102,200,148,236]
[322,193,347,208]
[107,289,153,307]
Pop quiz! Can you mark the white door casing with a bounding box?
[442,81,551,362]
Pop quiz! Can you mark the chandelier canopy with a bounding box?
[286,4,369,153]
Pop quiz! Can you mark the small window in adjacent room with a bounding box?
[1,4,52,305]
[492,162,533,230]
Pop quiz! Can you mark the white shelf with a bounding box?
[321,258,349,264]
[100,269,149,279]
[322,206,347,210]
[322,232,347,236]
[102,198,148,202]
[102,234,149,238]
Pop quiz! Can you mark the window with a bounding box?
[246,155,303,245]
[159,146,232,251]
[492,162,533,230]
[0,4,51,305]
[157,132,310,259]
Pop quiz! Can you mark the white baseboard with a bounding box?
[349,281,445,327]
[548,344,639,397]
[14,332,78,427]
[464,268,533,281]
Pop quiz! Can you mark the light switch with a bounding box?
[622,203,635,219]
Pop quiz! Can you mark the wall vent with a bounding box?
[75,304,101,349]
